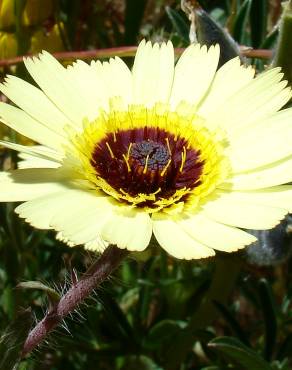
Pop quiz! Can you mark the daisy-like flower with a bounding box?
[0,41,292,259]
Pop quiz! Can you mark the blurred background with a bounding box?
[1,1,292,369]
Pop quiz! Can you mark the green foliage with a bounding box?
[0,1,292,370]
[209,336,272,370]
[0,309,32,370]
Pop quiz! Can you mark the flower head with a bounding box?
[1,41,292,259]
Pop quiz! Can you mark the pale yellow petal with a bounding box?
[132,40,174,106]
[101,210,152,251]
[103,57,133,104]
[18,155,60,169]
[201,191,287,229]
[0,141,62,162]
[51,194,114,245]
[0,169,69,201]
[15,190,68,229]
[215,187,292,212]
[84,238,108,253]
[170,44,219,108]
[228,108,292,173]
[221,156,292,190]
[69,56,132,119]
[206,68,291,131]
[0,75,70,135]
[0,103,65,150]
[15,189,113,247]
[198,57,255,117]
[177,213,256,252]
[152,213,215,260]
[24,52,88,127]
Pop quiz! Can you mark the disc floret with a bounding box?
[65,103,229,213]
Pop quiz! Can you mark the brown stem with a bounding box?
[21,245,128,357]
[0,46,272,68]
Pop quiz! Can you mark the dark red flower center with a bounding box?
[90,127,204,207]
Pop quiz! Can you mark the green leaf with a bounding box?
[232,0,252,44]
[260,27,279,49]
[1,285,16,320]
[121,355,163,370]
[250,0,267,47]
[209,336,272,370]
[17,281,60,305]
[213,300,249,346]
[257,279,278,361]
[145,320,186,350]
[0,309,33,370]
[271,359,290,370]
[277,333,292,360]
[165,6,190,43]
[98,290,135,343]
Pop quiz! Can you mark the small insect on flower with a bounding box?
[0,41,292,259]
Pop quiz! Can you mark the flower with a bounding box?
[0,41,292,260]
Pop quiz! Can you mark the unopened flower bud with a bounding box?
[30,23,64,53]
[0,31,17,58]
[0,0,15,30]
[22,0,54,27]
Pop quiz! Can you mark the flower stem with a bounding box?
[21,245,128,357]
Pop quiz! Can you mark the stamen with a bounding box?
[165,137,172,155]
[179,146,187,172]
[106,142,115,159]
[160,159,172,177]
[122,154,131,172]
[119,188,128,195]
[127,142,133,159]
[89,125,207,211]
[143,154,150,174]
[153,187,161,195]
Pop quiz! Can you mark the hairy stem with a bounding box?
[0,46,271,68]
[21,245,128,357]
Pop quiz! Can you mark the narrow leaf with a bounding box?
[257,279,278,361]
[165,7,190,43]
[213,300,250,346]
[17,281,60,304]
[209,336,272,370]
[232,0,252,44]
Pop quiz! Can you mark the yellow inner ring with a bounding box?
[64,102,230,214]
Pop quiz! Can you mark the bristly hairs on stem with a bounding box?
[21,245,129,357]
